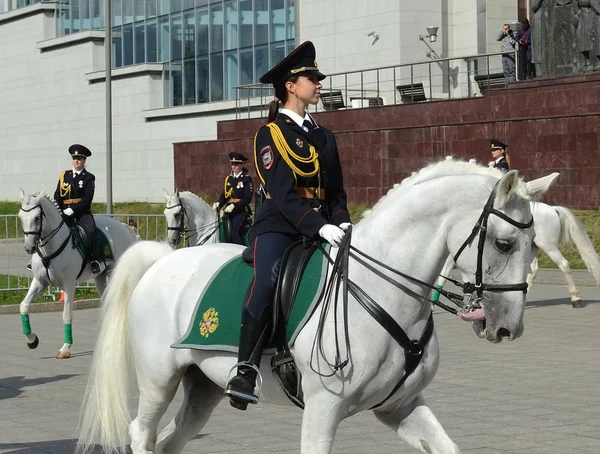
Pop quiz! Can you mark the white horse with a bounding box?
[163,189,219,247]
[18,190,138,358]
[78,161,557,454]
[433,201,600,308]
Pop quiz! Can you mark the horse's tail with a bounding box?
[554,206,600,286]
[77,241,173,454]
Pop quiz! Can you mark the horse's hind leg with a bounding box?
[129,367,183,454]
[374,393,461,454]
[156,365,224,454]
[545,247,582,307]
[19,277,46,349]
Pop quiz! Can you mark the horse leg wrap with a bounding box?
[431,284,443,303]
[64,324,73,344]
[21,314,32,336]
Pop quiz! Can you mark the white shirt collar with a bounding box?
[494,157,504,164]
[279,108,314,129]
[231,170,243,178]
[72,167,82,175]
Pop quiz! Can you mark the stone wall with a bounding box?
[175,73,600,210]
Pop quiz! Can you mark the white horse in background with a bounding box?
[433,201,600,308]
[17,190,138,358]
[78,160,558,454]
[163,189,219,248]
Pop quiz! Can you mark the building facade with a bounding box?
[0,0,519,203]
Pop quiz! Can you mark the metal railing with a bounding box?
[0,214,166,295]
[233,50,519,119]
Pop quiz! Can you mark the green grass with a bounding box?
[0,274,100,306]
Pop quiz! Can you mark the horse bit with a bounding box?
[165,202,220,246]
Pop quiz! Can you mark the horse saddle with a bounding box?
[72,224,114,262]
[173,240,329,409]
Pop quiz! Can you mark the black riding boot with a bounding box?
[89,234,101,275]
[225,308,271,410]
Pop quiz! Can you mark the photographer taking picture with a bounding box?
[498,23,517,85]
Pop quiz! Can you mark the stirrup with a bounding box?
[90,260,101,275]
[26,261,32,271]
[225,362,263,402]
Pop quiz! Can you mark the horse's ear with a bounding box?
[163,188,171,200]
[526,172,559,199]
[19,188,25,201]
[496,170,520,205]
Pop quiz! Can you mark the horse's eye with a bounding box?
[494,239,513,253]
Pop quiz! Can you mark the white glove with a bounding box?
[224,204,235,213]
[339,222,352,231]
[319,224,345,248]
[63,208,74,216]
[212,202,220,210]
[488,161,495,168]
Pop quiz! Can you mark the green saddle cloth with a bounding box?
[172,246,329,353]
[74,227,114,261]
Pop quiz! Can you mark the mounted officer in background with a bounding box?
[54,144,101,275]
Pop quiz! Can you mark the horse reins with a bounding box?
[165,202,221,246]
[309,181,534,409]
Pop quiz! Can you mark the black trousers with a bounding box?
[230,213,249,245]
[77,213,100,261]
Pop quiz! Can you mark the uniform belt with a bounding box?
[228,198,242,204]
[63,198,82,204]
[265,187,325,200]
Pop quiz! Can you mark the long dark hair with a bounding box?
[267,75,299,123]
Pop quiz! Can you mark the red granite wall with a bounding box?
[175,73,600,209]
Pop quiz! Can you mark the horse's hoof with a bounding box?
[572,299,581,308]
[27,335,39,349]
[56,350,71,359]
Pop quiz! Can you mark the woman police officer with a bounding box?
[225,41,352,410]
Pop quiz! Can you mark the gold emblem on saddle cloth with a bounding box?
[199,307,219,338]
[296,138,304,148]
[103,246,110,257]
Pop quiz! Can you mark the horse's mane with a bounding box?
[178,191,211,209]
[22,191,62,215]
[362,158,529,220]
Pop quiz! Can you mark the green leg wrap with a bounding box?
[431,284,443,304]
[64,324,73,344]
[21,314,32,336]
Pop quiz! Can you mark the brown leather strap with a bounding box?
[63,198,82,204]
[228,198,242,204]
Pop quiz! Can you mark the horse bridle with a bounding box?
[447,181,534,304]
[165,201,220,246]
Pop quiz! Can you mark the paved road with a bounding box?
[0,280,599,453]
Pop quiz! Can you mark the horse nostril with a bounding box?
[497,327,511,339]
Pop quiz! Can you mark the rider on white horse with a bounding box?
[225,41,352,410]
[55,144,101,274]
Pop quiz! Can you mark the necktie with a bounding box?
[303,119,315,131]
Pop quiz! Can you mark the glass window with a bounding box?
[239,0,253,47]
[194,0,208,6]
[210,1,223,54]
[286,38,294,56]
[183,11,195,58]
[287,0,295,39]
[80,0,91,31]
[171,13,183,61]
[71,0,81,33]
[123,23,134,65]
[123,0,133,23]
[196,57,209,102]
[112,0,123,26]
[224,49,239,100]
[270,0,284,42]
[91,0,101,29]
[146,19,158,62]
[239,48,254,98]
[145,0,157,18]
[254,45,269,86]
[134,0,144,21]
[158,0,169,15]
[170,0,181,13]
[184,59,196,104]
[196,6,209,55]
[255,0,268,46]
[112,31,123,67]
[158,16,170,61]
[224,0,238,51]
[134,21,145,64]
[171,62,183,106]
[210,52,223,101]
[183,0,194,11]
[271,41,285,68]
